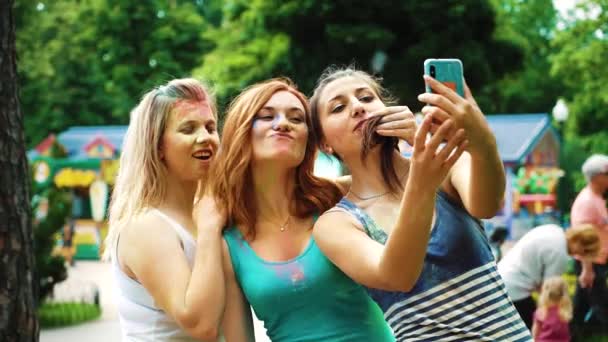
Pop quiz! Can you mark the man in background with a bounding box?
[570,154,608,328]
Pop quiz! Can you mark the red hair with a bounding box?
[211,78,342,239]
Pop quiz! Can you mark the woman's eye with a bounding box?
[359,95,374,102]
[207,125,216,133]
[180,126,194,134]
[331,104,344,113]
[290,117,304,123]
[259,115,274,120]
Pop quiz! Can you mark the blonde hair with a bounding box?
[566,224,600,259]
[103,78,215,260]
[210,78,342,240]
[537,276,572,322]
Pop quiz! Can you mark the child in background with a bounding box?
[533,277,572,342]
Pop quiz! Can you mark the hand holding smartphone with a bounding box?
[423,58,464,97]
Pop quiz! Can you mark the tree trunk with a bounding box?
[0,0,39,340]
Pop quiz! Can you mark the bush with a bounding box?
[38,302,102,328]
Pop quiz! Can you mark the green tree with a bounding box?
[31,185,71,303]
[551,0,608,150]
[195,0,523,114]
[16,0,212,147]
[550,0,608,212]
[0,0,38,339]
[490,0,566,113]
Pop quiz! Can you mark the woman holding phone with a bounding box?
[309,66,532,341]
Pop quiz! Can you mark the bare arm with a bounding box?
[532,320,540,340]
[448,145,505,218]
[420,76,505,218]
[315,117,467,292]
[121,211,225,340]
[221,240,255,342]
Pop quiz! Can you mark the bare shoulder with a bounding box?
[122,211,180,246]
[119,211,183,271]
[314,209,364,236]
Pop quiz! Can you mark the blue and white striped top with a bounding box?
[335,191,532,341]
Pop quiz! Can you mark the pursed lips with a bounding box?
[271,133,294,140]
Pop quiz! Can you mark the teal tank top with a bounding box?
[224,226,395,342]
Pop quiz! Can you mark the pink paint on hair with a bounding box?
[173,100,213,119]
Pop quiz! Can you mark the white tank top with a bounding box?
[112,209,224,341]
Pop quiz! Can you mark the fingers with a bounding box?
[426,120,453,152]
[374,107,416,144]
[376,116,416,131]
[376,128,416,145]
[417,93,460,119]
[414,116,432,153]
[422,75,462,103]
[444,140,468,168]
[372,106,411,118]
[435,128,466,161]
[421,105,450,124]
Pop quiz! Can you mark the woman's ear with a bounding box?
[320,142,333,155]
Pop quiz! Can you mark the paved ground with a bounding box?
[40,261,270,341]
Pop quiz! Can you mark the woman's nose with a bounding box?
[350,98,365,118]
[272,114,290,131]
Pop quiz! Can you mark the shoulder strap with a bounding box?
[152,209,195,245]
[335,198,388,244]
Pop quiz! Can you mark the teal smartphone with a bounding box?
[424,58,464,97]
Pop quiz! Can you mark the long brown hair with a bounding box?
[361,116,402,194]
[310,66,402,195]
[211,78,342,239]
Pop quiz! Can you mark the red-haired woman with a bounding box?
[212,78,395,341]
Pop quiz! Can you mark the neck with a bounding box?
[159,176,199,215]
[251,161,296,225]
[589,181,606,197]
[344,148,405,198]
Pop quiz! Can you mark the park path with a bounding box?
[40,260,269,341]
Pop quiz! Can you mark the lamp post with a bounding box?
[551,99,569,227]
[552,99,569,137]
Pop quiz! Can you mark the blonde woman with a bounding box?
[105,78,226,341]
[532,277,572,342]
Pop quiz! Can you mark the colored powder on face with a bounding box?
[271,115,282,130]
[173,100,213,119]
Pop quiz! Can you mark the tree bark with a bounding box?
[0,0,39,340]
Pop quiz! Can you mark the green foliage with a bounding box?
[30,143,72,303]
[489,0,565,113]
[16,0,212,147]
[551,0,608,153]
[32,184,71,303]
[38,302,102,328]
[197,0,523,115]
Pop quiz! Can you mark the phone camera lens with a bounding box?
[430,65,436,77]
